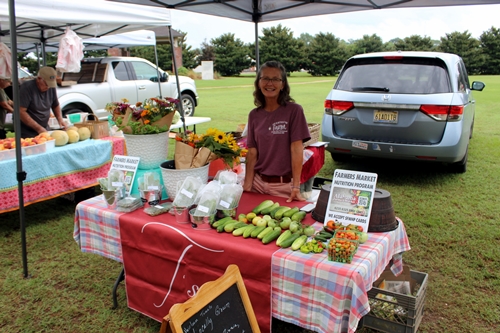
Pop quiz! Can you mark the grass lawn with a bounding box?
[1,74,499,332]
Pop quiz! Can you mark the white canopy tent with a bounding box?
[15,29,158,54]
[2,0,175,278]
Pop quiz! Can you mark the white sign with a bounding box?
[324,169,378,231]
[110,155,141,196]
[201,61,214,80]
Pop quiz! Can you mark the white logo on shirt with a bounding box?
[270,121,288,134]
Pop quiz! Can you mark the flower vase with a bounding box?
[124,132,169,169]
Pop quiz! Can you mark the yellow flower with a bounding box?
[121,98,129,103]
[214,130,226,143]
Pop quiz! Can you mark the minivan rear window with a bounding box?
[335,57,451,94]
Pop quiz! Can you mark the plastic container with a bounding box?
[45,139,56,150]
[22,142,46,156]
[0,148,16,161]
[328,229,360,263]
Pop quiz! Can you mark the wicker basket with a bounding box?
[304,123,320,147]
[74,120,109,139]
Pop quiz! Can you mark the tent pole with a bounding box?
[168,25,186,133]
[153,43,162,98]
[255,21,259,71]
[9,0,30,279]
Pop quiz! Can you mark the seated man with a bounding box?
[19,66,66,138]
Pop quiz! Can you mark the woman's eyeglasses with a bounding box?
[259,77,282,84]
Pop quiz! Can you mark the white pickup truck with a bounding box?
[57,57,199,120]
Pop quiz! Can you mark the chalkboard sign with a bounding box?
[167,265,261,333]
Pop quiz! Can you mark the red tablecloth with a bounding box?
[301,145,325,184]
[119,193,302,333]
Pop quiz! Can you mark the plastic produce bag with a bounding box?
[56,27,84,73]
[217,184,243,210]
[172,176,204,208]
[194,190,219,216]
[215,170,238,185]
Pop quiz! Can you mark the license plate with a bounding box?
[374,110,398,124]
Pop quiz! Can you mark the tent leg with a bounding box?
[168,25,186,133]
[112,267,125,309]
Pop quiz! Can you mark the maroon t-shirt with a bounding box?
[247,102,310,177]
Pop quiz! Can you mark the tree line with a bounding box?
[18,24,500,77]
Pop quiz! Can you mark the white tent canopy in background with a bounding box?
[15,30,157,54]
[0,0,171,45]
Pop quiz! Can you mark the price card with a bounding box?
[219,200,231,209]
[180,189,194,198]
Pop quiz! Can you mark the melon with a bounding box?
[51,130,69,146]
[77,127,91,141]
[66,126,79,132]
[67,130,80,143]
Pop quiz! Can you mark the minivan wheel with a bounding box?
[330,152,352,163]
[450,147,468,173]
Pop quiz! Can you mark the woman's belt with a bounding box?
[258,173,292,184]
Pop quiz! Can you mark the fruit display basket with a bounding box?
[328,232,359,263]
[361,270,428,333]
[74,120,109,139]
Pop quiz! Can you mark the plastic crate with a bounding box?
[22,142,46,156]
[361,270,428,333]
[0,148,16,161]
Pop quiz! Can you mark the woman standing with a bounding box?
[243,61,310,202]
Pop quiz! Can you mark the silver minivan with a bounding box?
[321,51,485,173]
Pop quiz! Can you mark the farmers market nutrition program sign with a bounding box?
[325,169,378,230]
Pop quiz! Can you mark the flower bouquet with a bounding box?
[174,128,247,169]
[106,97,178,135]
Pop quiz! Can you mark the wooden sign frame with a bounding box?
[164,264,261,333]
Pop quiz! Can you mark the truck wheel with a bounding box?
[181,94,195,117]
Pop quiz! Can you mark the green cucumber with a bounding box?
[250,226,266,238]
[291,211,307,222]
[217,219,238,232]
[243,225,257,238]
[252,200,274,214]
[275,206,291,220]
[276,230,292,247]
[262,227,282,244]
[283,207,299,218]
[212,216,233,228]
[280,232,302,248]
[291,235,308,251]
[233,225,252,237]
[260,202,280,215]
[257,226,274,240]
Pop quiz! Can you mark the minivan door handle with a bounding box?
[138,86,146,90]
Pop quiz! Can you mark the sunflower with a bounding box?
[214,130,226,143]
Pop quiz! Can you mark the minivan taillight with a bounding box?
[324,100,354,115]
[420,104,464,121]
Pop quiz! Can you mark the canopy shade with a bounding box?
[0,0,171,46]
[15,29,157,54]
[108,0,500,23]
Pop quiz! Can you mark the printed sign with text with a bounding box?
[324,169,378,231]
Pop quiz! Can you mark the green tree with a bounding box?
[479,26,500,74]
[199,39,216,63]
[394,35,435,51]
[211,33,251,76]
[438,31,483,74]
[308,32,348,76]
[259,24,307,73]
[351,34,384,54]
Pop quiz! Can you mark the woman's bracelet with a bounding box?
[291,186,300,190]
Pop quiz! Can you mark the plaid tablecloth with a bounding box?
[271,218,410,333]
[74,193,410,333]
[0,136,124,213]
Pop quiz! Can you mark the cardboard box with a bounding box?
[360,266,428,333]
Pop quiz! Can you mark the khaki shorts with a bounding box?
[251,173,292,199]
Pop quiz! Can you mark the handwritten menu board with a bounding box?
[167,265,260,333]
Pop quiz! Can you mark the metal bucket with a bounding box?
[139,186,162,207]
[189,208,214,230]
[173,206,190,223]
[102,188,124,209]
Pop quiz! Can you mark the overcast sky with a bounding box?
[168,4,500,49]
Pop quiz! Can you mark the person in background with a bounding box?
[243,60,310,202]
[19,66,65,138]
[0,75,14,139]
